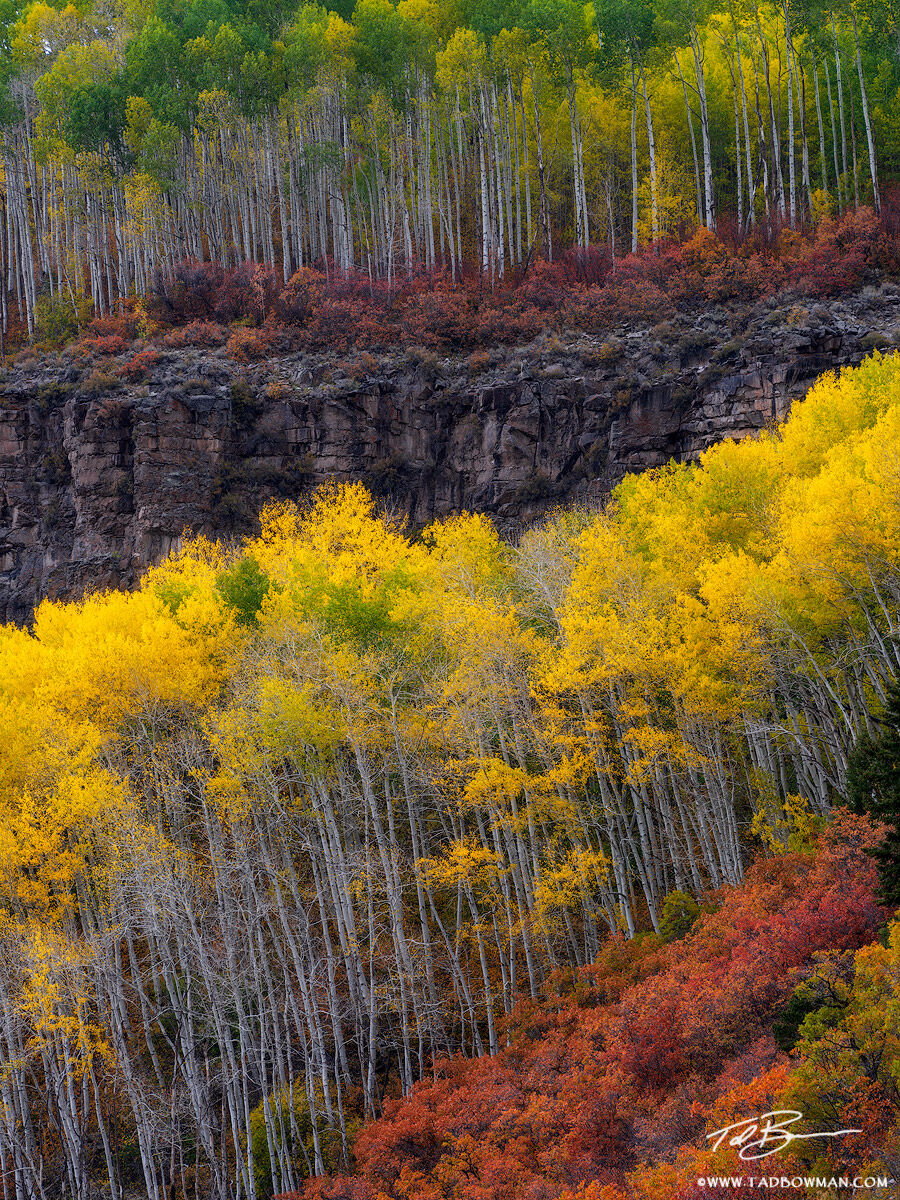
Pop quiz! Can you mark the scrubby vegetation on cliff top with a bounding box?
[0,0,899,342]
[19,209,900,365]
[1,350,900,1196]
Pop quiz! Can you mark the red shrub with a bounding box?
[399,288,473,346]
[83,333,128,356]
[85,312,138,341]
[516,259,570,310]
[788,208,880,296]
[214,262,278,325]
[304,813,886,1200]
[564,278,673,331]
[149,260,225,324]
[133,207,900,359]
[302,297,366,351]
[561,244,614,286]
[350,312,395,349]
[118,348,160,381]
[472,303,546,345]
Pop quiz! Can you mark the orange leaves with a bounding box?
[162,318,228,348]
[225,324,273,362]
[117,347,159,380]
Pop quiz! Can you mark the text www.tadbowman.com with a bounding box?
[696,1177,894,1190]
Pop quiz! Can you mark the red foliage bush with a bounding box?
[117,348,159,380]
[563,278,671,332]
[149,260,225,324]
[214,262,278,325]
[85,312,138,342]
[398,287,473,346]
[561,244,615,287]
[134,206,899,358]
[472,302,546,344]
[82,333,128,356]
[515,259,571,310]
[275,269,398,349]
[303,297,374,351]
[788,208,880,296]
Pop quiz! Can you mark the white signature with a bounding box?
[707,1111,862,1161]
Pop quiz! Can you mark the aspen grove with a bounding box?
[0,0,897,335]
[1,351,899,1197]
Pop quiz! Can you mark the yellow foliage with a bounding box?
[35,40,118,120]
[751,784,822,855]
[11,2,84,69]
[417,837,504,894]
[533,845,609,916]
[1,349,899,1134]
[32,585,231,734]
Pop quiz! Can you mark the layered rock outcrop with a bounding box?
[2,286,898,622]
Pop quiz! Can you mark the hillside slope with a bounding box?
[295,815,893,1200]
[1,351,899,1197]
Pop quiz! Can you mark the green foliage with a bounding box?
[779,922,900,1176]
[34,294,89,348]
[290,562,416,651]
[847,677,900,904]
[135,116,182,189]
[351,0,417,103]
[520,0,590,78]
[125,16,192,129]
[248,1085,314,1193]
[64,76,128,157]
[155,578,195,614]
[460,0,522,39]
[751,786,825,856]
[658,888,701,942]
[0,0,23,123]
[216,555,271,625]
[283,4,330,88]
[248,1083,350,1195]
[230,378,263,423]
[772,987,828,1052]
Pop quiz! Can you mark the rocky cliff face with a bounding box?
[2,286,899,623]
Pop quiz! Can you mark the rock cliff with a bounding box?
[2,286,899,623]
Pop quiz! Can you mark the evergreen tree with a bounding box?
[847,675,900,904]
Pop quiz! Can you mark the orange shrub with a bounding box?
[276,267,326,325]
[118,348,160,381]
[83,333,128,356]
[163,320,228,348]
[226,326,272,362]
[85,313,138,341]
